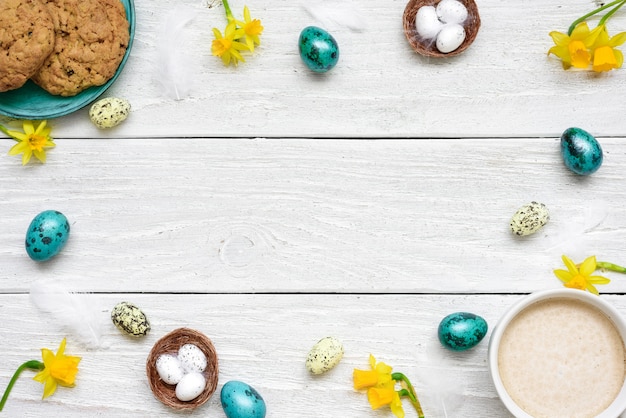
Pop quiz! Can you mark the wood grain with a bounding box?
[1,138,625,294]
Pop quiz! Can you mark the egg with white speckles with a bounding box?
[438,312,488,351]
[298,26,339,73]
[560,127,603,175]
[89,97,131,129]
[175,371,206,401]
[510,202,549,236]
[306,336,344,375]
[178,344,207,373]
[156,354,185,385]
[221,380,266,418]
[111,301,150,337]
[25,210,70,261]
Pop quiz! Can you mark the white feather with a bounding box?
[543,200,609,258]
[155,7,198,100]
[29,280,104,349]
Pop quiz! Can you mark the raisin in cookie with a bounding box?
[32,0,129,96]
[0,0,55,92]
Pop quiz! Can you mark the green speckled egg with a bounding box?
[560,127,603,175]
[25,210,70,261]
[111,301,150,337]
[438,312,488,351]
[298,26,339,73]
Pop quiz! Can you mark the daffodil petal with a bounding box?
[562,255,578,275]
[609,31,626,47]
[579,256,597,276]
[589,275,611,284]
[554,269,573,282]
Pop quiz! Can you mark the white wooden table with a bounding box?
[2,0,626,416]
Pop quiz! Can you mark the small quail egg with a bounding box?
[175,372,206,402]
[178,344,207,373]
[156,354,185,385]
[510,202,550,236]
[436,0,468,24]
[110,301,150,337]
[436,23,466,53]
[306,336,344,375]
[438,312,488,351]
[560,127,603,175]
[25,210,70,262]
[415,6,443,40]
[89,97,131,129]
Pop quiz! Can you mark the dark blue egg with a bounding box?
[25,210,70,261]
[560,127,603,175]
[298,26,339,73]
[221,380,266,418]
[438,312,488,351]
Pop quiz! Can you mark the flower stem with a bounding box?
[221,0,234,22]
[567,0,626,34]
[0,360,44,411]
[392,372,425,418]
[597,261,626,273]
[599,0,626,26]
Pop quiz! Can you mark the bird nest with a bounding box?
[146,328,219,410]
[403,0,481,57]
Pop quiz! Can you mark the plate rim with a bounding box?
[0,0,136,120]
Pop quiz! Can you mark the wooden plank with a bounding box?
[2,0,625,138]
[1,138,625,294]
[1,292,583,418]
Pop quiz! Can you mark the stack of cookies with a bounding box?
[0,0,129,97]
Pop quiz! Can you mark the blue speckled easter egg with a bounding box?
[438,312,488,351]
[221,381,266,418]
[298,26,339,73]
[560,127,603,175]
[25,210,70,261]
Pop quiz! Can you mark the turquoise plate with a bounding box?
[0,0,135,119]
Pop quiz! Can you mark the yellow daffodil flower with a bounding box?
[0,120,55,165]
[211,0,262,66]
[212,21,249,66]
[554,255,610,295]
[353,354,393,389]
[0,338,81,411]
[591,26,626,71]
[236,6,263,52]
[33,338,81,399]
[549,22,603,69]
[367,381,405,418]
[353,355,424,418]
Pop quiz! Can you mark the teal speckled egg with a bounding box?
[560,127,603,175]
[298,26,339,73]
[221,381,266,418]
[25,210,70,261]
[438,312,488,351]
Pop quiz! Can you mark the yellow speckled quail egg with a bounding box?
[178,344,208,373]
[306,336,344,375]
[110,301,150,337]
[89,97,131,129]
[510,202,550,236]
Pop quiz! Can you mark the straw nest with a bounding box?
[146,328,219,410]
[403,0,481,57]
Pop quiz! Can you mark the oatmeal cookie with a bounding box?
[0,0,55,92]
[32,0,129,96]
